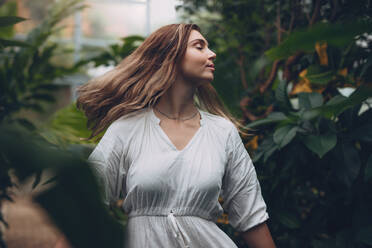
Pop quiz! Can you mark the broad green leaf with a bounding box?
[246,112,289,128]
[302,85,372,120]
[277,211,300,229]
[0,125,125,248]
[253,136,277,163]
[0,16,26,27]
[306,65,334,85]
[41,103,93,145]
[275,79,291,111]
[302,132,337,158]
[265,21,372,60]
[365,155,372,182]
[273,125,298,148]
[326,95,347,105]
[267,112,288,120]
[298,92,323,110]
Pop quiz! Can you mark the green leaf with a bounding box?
[0,38,30,47]
[326,95,347,105]
[277,211,301,229]
[265,20,372,60]
[40,103,93,145]
[298,92,323,110]
[302,132,337,158]
[36,165,125,248]
[302,85,372,120]
[0,16,26,27]
[253,136,277,163]
[306,65,334,85]
[275,79,291,111]
[246,112,289,128]
[365,155,372,182]
[273,125,298,149]
[0,125,125,248]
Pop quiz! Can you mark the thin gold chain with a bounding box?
[154,106,198,121]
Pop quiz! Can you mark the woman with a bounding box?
[57,23,276,248]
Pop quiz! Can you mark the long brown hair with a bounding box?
[77,23,247,138]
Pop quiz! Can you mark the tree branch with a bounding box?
[330,0,339,21]
[259,60,281,93]
[310,0,321,26]
[276,1,282,44]
[240,96,274,122]
[236,49,248,90]
[288,0,298,33]
[283,51,304,82]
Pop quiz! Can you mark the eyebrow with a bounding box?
[188,38,209,47]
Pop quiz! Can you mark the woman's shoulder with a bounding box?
[105,108,148,136]
[200,110,236,131]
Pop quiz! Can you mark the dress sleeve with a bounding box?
[221,124,269,232]
[87,124,126,207]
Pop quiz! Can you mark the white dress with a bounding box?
[88,107,269,248]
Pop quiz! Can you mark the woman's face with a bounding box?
[179,30,216,85]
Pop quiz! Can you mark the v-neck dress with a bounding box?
[88,107,269,248]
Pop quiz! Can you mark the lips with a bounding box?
[206,64,215,71]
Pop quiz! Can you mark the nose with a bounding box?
[208,48,216,60]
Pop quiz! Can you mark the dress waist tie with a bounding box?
[167,210,191,248]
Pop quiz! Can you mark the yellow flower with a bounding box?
[290,69,313,95]
[245,135,258,151]
[338,68,348,77]
[315,42,328,66]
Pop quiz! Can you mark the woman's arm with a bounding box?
[241,222,276,248]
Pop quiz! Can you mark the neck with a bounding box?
[155,77,197,119]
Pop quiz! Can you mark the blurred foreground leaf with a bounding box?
[0,125,124,248]
[266,21,372,60]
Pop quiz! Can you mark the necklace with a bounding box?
[154,106,199,121]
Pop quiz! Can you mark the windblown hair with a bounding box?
[77,23,247,138]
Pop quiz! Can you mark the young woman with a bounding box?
[58,23,276,248]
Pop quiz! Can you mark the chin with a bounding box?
[188,75,214,86]
[201,74,214,82]
[196,78,213,86]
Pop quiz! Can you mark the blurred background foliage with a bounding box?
[0,0,372,247]
[176,0,372,247]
